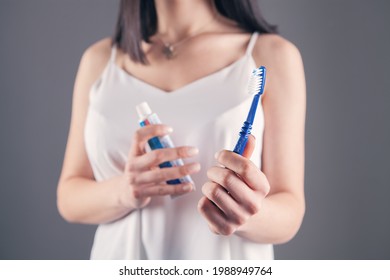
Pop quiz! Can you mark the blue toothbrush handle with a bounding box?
[233,135,248,155]
[233,121,252,155]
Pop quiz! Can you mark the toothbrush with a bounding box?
[233,66,267,155]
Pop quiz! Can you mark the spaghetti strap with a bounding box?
[246,32,259,56]
[110,45,117,64]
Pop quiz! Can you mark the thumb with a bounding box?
[242,134,256,159]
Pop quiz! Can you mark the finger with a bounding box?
[241,134,256,159]
[206,166,260,214]
[134,183,194,198]
[215,150,269,194]
[202,182,249,226]
[129,125,173,157]
[197,197,237,236]
[134,162,201,185]
[127,146,199,171]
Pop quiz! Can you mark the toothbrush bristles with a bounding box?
[247,66,266,95]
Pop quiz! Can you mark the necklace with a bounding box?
[155,15,217,59]
[161,42,176,59]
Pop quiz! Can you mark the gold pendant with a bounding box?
[162,44,175,59]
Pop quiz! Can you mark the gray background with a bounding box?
[0,0,389,259]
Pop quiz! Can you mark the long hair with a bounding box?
[113,0,277,64]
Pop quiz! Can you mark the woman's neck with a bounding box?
[154,0,216,42]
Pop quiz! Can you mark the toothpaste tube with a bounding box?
[136,102,193,186]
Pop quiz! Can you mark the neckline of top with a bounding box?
[113,54,256,95]
[111,32,259,95]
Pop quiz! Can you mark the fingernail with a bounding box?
[187,163,201,173]
[182,184,192,191]
[187,147,199,156]
[214,151,221,160]
[164,126,173,133]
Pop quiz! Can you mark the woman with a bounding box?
[57,0,306,259]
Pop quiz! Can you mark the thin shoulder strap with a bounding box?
[110,45,117,64]
[246,32,259,55]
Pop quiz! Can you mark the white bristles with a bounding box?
[247,67,266,95]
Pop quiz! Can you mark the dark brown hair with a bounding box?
[113,0,277,64]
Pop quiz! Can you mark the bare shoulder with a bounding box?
[80,38,112,76]
[253,34,302,66]
[76,38,111,92]
[72,37,113,109]
[82,37,112,65]
[252,34,305,98]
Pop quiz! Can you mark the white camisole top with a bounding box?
[85,32,274,259]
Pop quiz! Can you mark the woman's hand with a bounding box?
[198,135,270,235]
[118,124,200,209]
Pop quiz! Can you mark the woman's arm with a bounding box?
[57,38,132,224]
[240,35,306,243]
[198,35,306,244]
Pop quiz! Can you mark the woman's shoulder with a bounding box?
[252,33,305,100]
[252,34,304,93]
[253,33,302,68]
[80,37,112,71]
[76,37,112,90]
